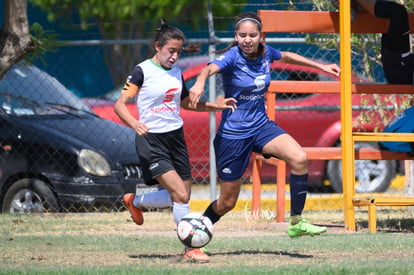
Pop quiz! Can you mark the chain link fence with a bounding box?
[1,1,413,214]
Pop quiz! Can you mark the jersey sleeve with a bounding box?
[180,74,189,100]
[121,65,143,98]
[210,47,237,72]
[266,45,282,61]
[121,82,139,98]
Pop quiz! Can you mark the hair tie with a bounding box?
[235,17,262,29]
[157,18,168,31]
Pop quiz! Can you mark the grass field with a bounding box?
[1,209,414,274]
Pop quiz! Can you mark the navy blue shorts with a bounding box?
[214,120,287,181]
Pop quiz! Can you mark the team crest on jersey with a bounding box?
[163,88,178,103]
[252,75,266,92]
[261,60,270,73]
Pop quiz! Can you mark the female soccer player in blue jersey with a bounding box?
[114,19,235,262]
[190,12,341,239]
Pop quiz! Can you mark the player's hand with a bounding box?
[189,83,204,109]
[322,63,341,77]
[216,97,237,112]
[133,121,149,136]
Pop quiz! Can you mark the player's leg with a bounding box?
[203,135,252,224]
[205,179,242,217]
[124,134,164,226]
[153,129,210,262]
[156,171,191,223]
[125,130,191,225]
[154,172,209,262]
[260,123,326,238]
[262,133,309,219]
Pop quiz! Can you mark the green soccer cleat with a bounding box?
[288,220,327,238]
[199,247,211,256]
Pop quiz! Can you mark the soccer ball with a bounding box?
[177,212,214,248]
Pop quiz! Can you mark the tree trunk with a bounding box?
[0,0,35,79]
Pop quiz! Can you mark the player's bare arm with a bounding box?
[280,51,340,77]
[114,92,149,136]
[189,63,221,108]
[181,97,237,112]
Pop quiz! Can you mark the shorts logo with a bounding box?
[222,168,232,174]
[149,162,159,170]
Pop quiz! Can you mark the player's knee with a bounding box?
[290,150,308,170]
[170,191,190,204]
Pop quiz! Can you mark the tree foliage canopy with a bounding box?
[29,0,247,86]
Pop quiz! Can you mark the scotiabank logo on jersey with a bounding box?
[150,88,179,113]
[163,88,178,103]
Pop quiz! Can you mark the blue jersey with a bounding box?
[212,45,282,138]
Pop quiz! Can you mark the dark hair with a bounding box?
[234,12,262,32]
[155,19,200,54]
[215,12,264,56]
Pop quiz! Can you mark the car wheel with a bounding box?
[326,142,397,193]
[2,178,60,213]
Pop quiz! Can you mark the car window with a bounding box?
[0,93,38,116]
[0,92,92,117]
[0,63,92,113]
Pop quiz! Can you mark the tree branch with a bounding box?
[0,0,35,79]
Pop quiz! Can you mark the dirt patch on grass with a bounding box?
[2,209,414,273]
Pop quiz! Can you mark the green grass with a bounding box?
[1,210,414,274]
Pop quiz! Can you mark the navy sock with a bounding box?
[290,173,308,216]
[203,200,221,224]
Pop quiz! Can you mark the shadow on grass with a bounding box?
[212,249,313,258]
[358,218,414,233]
[128,250,313,260]
[128,254,178,260]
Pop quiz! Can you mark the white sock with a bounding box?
[173,202,190,225]
[133,189,172,209]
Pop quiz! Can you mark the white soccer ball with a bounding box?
[177,212,214,248]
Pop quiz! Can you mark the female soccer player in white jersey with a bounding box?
[114,19,236,262]
[189,12,341,243]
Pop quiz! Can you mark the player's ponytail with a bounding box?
[154,19,200,54]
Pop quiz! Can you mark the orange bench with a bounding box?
[252,147,414,222]
[252,9,414,231]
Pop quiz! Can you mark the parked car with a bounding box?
[0,62,157,213]
[86,57,405,193]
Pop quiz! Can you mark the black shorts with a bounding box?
[135,127,191,185]
[381,48,414,84]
